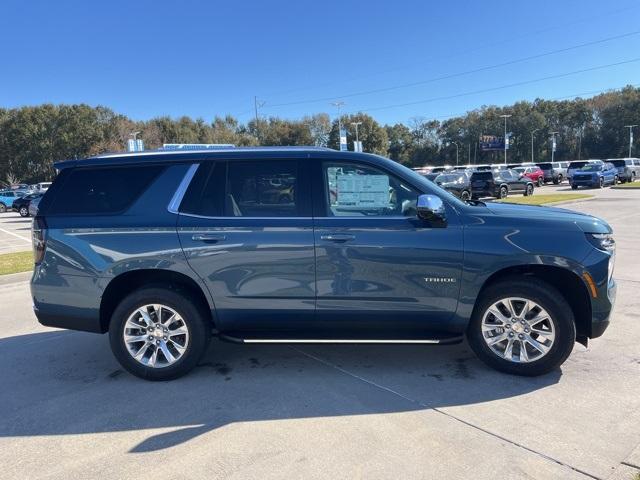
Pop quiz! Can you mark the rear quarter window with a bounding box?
[46,165,165,215]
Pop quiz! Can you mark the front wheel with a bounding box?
[19,206,29,217]
[498,186,508,199]
[598,177,604,188]
[467,278,576,376]
[109,287,211,381]
[0,203,6,213]
[523,184,534,196]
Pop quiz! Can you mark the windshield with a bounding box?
[436,173,464,183]
[513,167,525,173]
[569,162,587,169]
[580,164,602,172]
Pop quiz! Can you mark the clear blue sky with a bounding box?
[1,0,639,125]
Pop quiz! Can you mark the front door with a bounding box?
[312,159,464,336]
[177,159,315,333]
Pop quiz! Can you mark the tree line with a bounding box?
[1,85,639,184]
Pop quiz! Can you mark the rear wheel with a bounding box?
[499,186,508,199]
[0,203,6,213]
[19,206,29,217]
[598,177,604,188]
[109,287,211,381]
[467,278,576,376]
[524,184,534,196]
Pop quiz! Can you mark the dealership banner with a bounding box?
[479,135,505,151]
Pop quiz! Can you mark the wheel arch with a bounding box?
[473,264,592,341]
[100,269,215,333]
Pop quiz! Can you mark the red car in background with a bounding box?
[513,166,545,186]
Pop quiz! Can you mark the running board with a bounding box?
[219,335,463,345]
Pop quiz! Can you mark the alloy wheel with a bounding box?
[123,304,190,368]
[481,297,556,363]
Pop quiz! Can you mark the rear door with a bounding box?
[311,158,463,335]
[176,159,316,333]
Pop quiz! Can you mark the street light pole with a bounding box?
[624,125,637,158]
[331,101,345,150]
[500,114,511,164]
[550,132,559,162]
[351,121,362,151]
[451,141,459,166]
[530,129,539,163]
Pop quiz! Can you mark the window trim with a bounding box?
[168,163,200,214]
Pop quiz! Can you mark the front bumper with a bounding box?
[572,176,598,187]
[582,248,616,338]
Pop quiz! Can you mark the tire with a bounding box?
[109,287,211,381]
[614,175,619,186]
[0,203,6,213]
[537,177,543,187]
[523,184,534,196]
[598,177,604,189]
[557,174,563,184]
[552,178,559,185]
[467,277,576,376]
[499,186,508,199]
[571,185,578,190]
[19,206,29,217]
[460,190,471,201]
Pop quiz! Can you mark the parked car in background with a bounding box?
[35,182,52,192]
[422,172,440,181]
[434,171,472,200]
[535,162,567,184]
[567,160,602,183]
[468,169,534,199]
[0,190,25,213]
[513,166,545,186]
[608,159,640,183]
[570,162,618,189]
[28,196,42,217]
[12,192,43,217]
[495,169,535,196]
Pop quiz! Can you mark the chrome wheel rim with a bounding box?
[123,304,189,368]
[481,297,555,363]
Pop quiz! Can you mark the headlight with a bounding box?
[586,233,615,253]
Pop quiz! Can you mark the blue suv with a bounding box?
[31,147,616,380]
[570,162,618,189]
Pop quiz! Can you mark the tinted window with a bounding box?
[634,159,640,166]
[537,163,552,170]
[610,160,626,167]
[471,171,493,181]
[180,162,226,217]
[226,160,301,217]
[323,162,418,217]
[47,165,164,215]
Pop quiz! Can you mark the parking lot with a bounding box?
[0,185,639,480]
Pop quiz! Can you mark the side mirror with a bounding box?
[417,194,447,227]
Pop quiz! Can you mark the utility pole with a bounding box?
[500,114,511,164]
[550,132,559,162]
[468,143,471,164]
[254,96,265,142]
[530,129,539,163]
[625,125,637,157]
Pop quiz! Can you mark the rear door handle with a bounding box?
[320,233,355,242]
[192,234,226,243]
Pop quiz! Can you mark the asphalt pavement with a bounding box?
[0,186,639,479]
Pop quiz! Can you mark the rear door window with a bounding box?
[46,165,164,215]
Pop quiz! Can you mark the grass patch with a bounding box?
[495,193,593,205]
[0,251,33,276]
[612,181,640,189]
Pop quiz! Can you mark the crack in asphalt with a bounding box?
[291,346,602,480]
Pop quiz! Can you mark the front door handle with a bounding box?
[320,233,355,242]
[192,234,227,243]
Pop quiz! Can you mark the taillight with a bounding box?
[32,216,47,264]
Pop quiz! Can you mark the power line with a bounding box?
[264,30,640,109]
[342,57,640,115]
[259,3,640,100]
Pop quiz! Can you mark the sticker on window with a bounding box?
[335,174,390,208]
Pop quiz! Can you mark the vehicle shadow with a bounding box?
[0,330,561,453]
